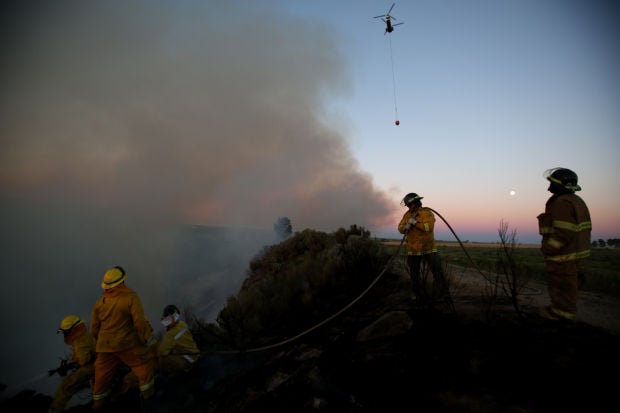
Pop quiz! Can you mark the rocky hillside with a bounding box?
[3,230,619,412]
[194,265,620,413]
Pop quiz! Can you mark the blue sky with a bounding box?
[2,0,619,245]
[281,0,620,243]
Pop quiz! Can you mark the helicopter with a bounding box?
[373,3,403,35]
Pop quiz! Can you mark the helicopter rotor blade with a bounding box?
[387,3,395,15]
[393,22,404,27]
[373,14,386,19]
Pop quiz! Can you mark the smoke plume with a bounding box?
[0,0,394,396]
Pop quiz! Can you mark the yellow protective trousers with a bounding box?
[120,351,195,395]
[546,260,578,320]
[92,345,155,410]
[49,364,94,412]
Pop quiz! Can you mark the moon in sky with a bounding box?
[510,190,516,196]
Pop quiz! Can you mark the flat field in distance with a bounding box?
[382,240,620,298]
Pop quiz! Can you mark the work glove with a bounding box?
[146,336,157,348]
[48,359,77,376]
[404,217,416,231]
[60,359,70,376]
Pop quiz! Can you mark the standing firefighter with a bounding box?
[48,315,95,412]
[398,192,449,302]
[538,167,592,321]
[90,266,157,411]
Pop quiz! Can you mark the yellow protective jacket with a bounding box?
[398,207,438,255]
[91,284,154,352]
[158,320,201,367]
[537,193,591,262]
[65,322,95,366]
[50,323,96,412]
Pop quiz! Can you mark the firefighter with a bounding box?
[48,315,95,412]
[90,266,157,411]
[157,304,201,377]
[537,167,592,321]
[398,192,449,302]
[122,304,201,394]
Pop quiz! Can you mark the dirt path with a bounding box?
[387,254,620,335]
[446,264,620,335]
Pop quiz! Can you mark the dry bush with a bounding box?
[200,226,391,350]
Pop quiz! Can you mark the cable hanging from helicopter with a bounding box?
[373,3,404,126]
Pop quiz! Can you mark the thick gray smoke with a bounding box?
[1,0,393,229]
[0,1,393,397]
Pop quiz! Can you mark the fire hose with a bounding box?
[210,207,541,354]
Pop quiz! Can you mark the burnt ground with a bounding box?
[2,263,620,412]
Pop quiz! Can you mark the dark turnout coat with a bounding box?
[538,193,591,262]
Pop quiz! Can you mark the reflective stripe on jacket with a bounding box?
[158,320,200,364]
[537,193,591,262]
[398,207,438,255]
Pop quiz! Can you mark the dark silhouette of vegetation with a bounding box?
[591,238,620,248]
[3,224,620,413]
[207,225,390,350]
[491,220,532,318]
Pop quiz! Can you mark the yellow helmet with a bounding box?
[101,266,127,290]
[57,315,83,334]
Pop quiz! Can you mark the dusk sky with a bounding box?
[283,0,620,243]
[1,0,619,397]
[2,0,619,245]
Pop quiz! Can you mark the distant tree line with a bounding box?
[592,238,620,248]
